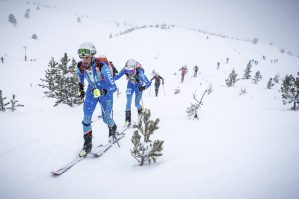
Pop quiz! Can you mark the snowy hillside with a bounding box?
[0,1,299,199]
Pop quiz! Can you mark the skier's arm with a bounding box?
[160,76,164,84]
[101,63,117,93]
[113,68,125,81]
[138,70,151,89]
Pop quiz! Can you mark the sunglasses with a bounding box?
[78,48,91,58]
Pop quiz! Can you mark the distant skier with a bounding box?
[150,73,164,97]
[114,59,151,127]
[1,56,3,63]
[179,66,188,83]
[193,65,199,77]
[226,57,229,64]
[76,42,118,157]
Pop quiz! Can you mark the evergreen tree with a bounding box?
[131,108,164,166]
[243,63,252,79]
[225,68,238,87]
[54,54,81,107]
[32,34,38,39]
[266,78,274,89]
[252,70,262,84]
[39,54,82,107]
[0,90,10,112]
[24,9,30,18]
[7,94,24,112]
[281,74,299,110]
[8,13,17,26]
[39,57,59,98]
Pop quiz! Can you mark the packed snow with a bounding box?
[0,1,298,199]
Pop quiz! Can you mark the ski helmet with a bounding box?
[78,42,97,58]
[125,59,136,75]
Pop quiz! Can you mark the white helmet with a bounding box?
[78,42,97,58]
[125,59,136,75]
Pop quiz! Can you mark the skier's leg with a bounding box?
[135,88,143,120]
[80,90,97,157]
[125,87,133,126]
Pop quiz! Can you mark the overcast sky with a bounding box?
[9,0,299,55]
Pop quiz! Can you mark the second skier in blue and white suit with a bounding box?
[77,42,117,157]
[114,59,151,127]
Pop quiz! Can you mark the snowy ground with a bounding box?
[0,1,299,199]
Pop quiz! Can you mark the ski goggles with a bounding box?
[125,68,136,75]
[78,48,91,58]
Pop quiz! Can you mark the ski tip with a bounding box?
[51,171,61,176]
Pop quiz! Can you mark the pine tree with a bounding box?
[8,13,17,26]
[54,54,81,107]
[7,94,24,112]
[24,9,30,18]
[252,70,262,84]
[281,74,299,110]
[243,63,252,79]
[39,57,59,98]
[266,78,274,89]
[131,108,164,166]
[0,90,10,112]
[225,68,238,87]
[39,54,82,107]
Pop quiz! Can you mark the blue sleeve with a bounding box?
[77,68,84,84]
[101,63,117,93]
[113,68,126,80]
[138,69,151,89]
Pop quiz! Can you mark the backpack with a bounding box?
[77,57,118,79]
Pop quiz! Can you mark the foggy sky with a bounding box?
[5,0,299,55]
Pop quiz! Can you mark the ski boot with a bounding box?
[124,110,131,127]
[108,124,118,144]
[79,131,92,157]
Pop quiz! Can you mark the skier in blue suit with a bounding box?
[114,59,151,127]
[77,42,117,157]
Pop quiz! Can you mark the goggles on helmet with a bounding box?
[78,48,91,58]
[125,68,136,75]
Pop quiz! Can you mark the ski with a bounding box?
[51,144,103,176]
[92,132,125,157]
[51,127,129,176]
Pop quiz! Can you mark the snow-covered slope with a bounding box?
[0,1,298,199]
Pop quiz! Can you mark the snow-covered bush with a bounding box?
[174,86,180,94]
[131,108,164,166]
[239,88,247,96]
[186,90,207,119]
[0,90,10,112]
[7,94,24,112]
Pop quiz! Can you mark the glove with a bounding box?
[138,86,146,92]
[93,88,107,98]
[79,83,85,100]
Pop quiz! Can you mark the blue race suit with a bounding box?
[114,67,151,111]
[77,58,117,135]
